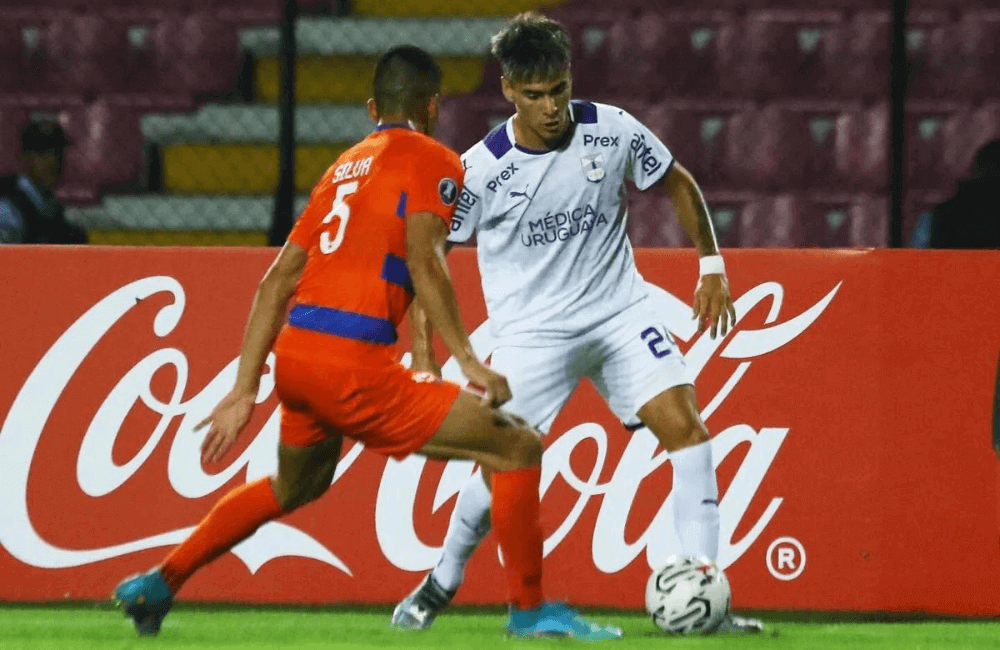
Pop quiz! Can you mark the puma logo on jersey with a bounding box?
[486,162,519,192]
[583,134,620,147]
[509,185,535,202]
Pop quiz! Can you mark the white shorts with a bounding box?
[489,298,692,432]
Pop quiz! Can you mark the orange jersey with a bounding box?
[279,125,463,362]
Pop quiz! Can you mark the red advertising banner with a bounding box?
[0,246,998,615]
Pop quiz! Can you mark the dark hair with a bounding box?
[22,119,70,153]
[490,12,571,85]
[372,45,442,119]
[972,139,1000,179]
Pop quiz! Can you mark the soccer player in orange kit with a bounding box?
[111,45,621,642]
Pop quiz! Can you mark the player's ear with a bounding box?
[366,98,378,124]
[501,76,514,103]
[424,95,440,136]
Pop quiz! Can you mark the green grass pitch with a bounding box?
[0,603,996,650]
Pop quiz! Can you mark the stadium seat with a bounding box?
[702,190,757,247]
[352,0,570,18]
[151,12,240,98]
[602,15,657,101]
[737,193,804,247]
[102,92,195,112]
[57,100,133,197]
[641,100,749,191]
[904,102,963,193]
[0,105,28,176]
[799,194,849,246]
[0,20,24,92]
[553,12,617,101]
[41,13,130,97]
[833,11,890,103]
[607,11,741,100]
[907,0,998,15]
[904,11,953,101]
[737,10,843,101]
[951,12,1000,103]
[435,96,511,156]
[725,104,839,192]
[834,102,889,193]
[799,192,888,247]
[625,188,690,248]
[765,102,862,191]
[851,193,889,247]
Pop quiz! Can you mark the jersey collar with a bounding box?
[508,105,576,155]
[374,122,414,132]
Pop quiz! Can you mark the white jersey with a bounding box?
[449,100,674,345]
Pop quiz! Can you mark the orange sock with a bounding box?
[159,477,285,593]
[491,466,544,611]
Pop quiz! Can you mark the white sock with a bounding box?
[432,470,493,592]
[670,439,720,561]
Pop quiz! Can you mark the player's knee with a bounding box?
[505,426,543,468]
[273,472,329,512]
[656,422,709,453]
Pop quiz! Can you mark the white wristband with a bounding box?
[699,255,726,277]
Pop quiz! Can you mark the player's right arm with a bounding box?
[408,299,439,376]
[198,240,307,462]
[406,212,510,407]
[407,240,455,376]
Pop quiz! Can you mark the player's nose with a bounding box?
[542,95,558,115]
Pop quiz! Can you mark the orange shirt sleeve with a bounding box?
[402,142,463,228]
[287,186,329,251]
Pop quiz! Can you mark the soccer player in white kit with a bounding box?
[392,13,762,634]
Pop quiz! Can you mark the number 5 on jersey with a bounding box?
[320,181,358,254]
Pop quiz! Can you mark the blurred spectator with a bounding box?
[926,139,1000,250]
[0,119,88,244]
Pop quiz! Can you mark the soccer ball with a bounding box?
[645,555,731,634]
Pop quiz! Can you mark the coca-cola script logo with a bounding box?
[0,277,840,576]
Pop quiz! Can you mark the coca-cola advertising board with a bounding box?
[1,246,998,615]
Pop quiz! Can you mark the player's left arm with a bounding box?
[199,241,307,462]
[408,241,455,377]
[661,162,737,339]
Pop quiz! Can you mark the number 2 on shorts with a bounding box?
[641,326,673,358]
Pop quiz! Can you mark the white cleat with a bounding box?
[390,573,455,631]
[717,613,765,633]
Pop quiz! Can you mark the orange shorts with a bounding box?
[274,351,461,458]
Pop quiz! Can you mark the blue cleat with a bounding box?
[507,602,623,641]
[112,568,174,636]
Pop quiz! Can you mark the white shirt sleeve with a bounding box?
[447,148,486,244]
[620,109,674,191]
